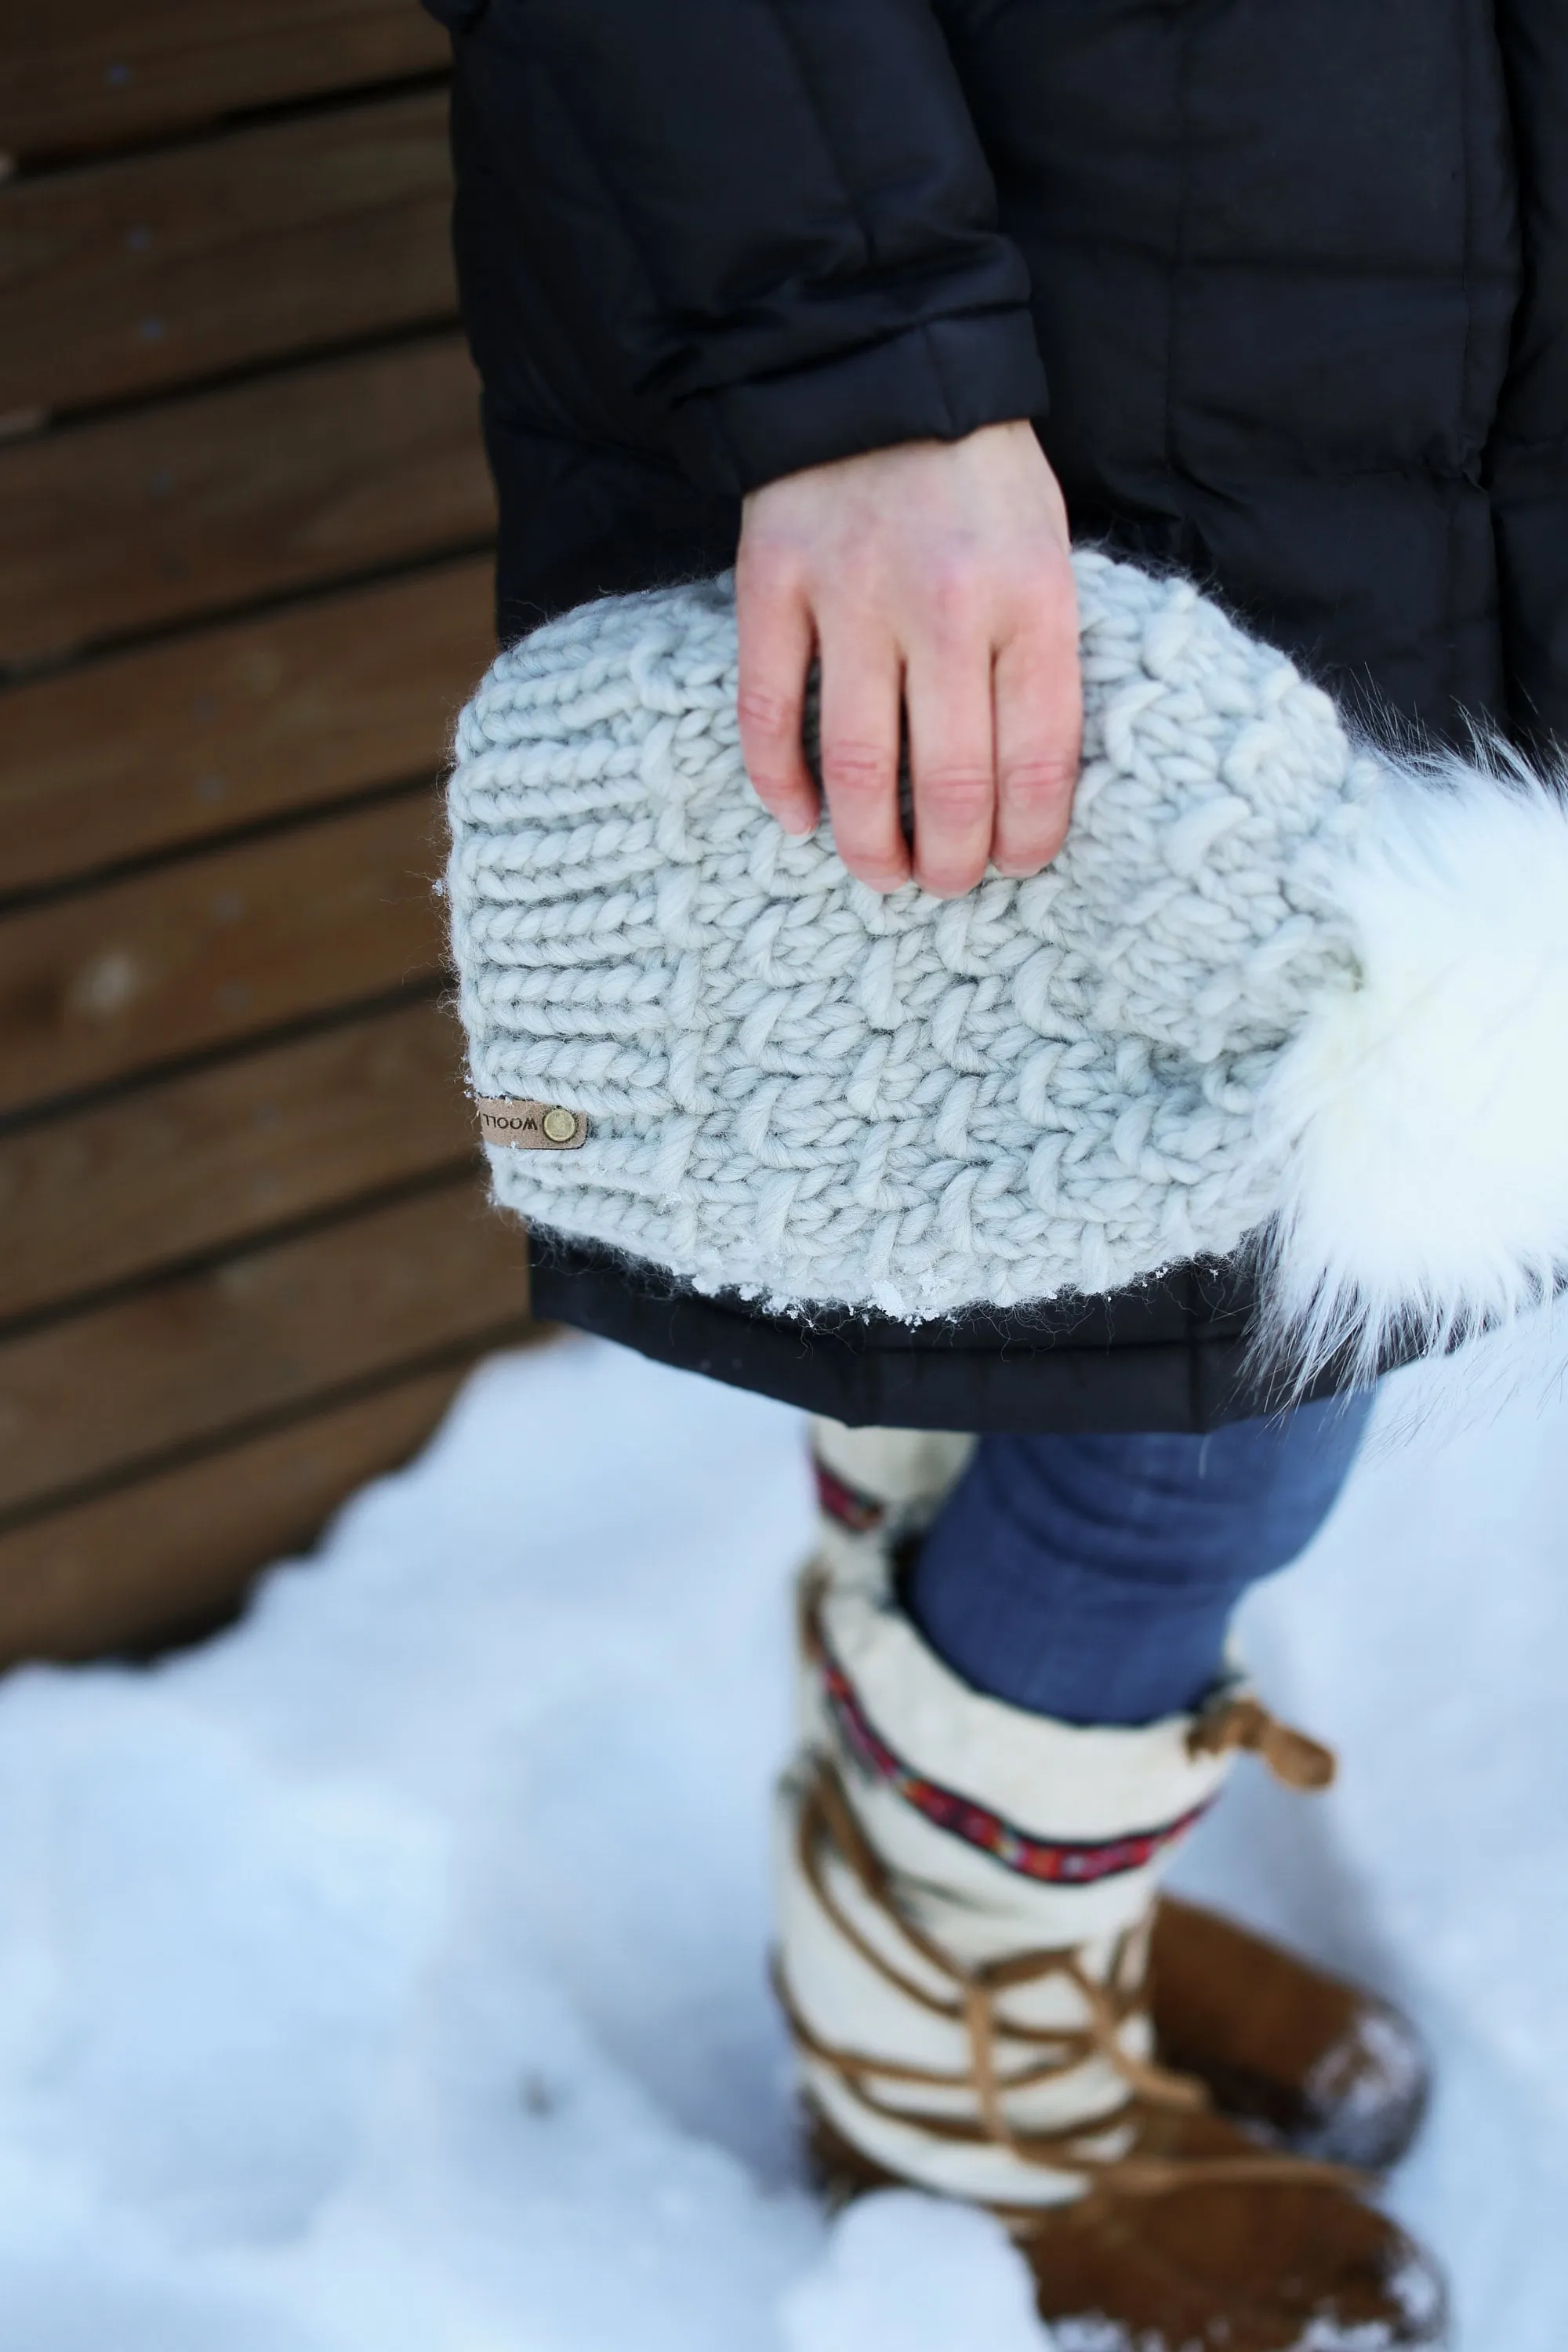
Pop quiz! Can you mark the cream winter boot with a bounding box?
[774,1421,1444,2351]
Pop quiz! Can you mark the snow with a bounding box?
[780,2192,1044,2352]
[0,1333,1563,2350]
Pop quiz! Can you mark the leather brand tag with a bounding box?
[474,1098,588,1150]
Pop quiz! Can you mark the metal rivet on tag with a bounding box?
[542,1107,578,1144]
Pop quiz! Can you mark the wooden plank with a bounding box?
[0,1357,495,1664]
[0,91,457,417]
[0,335,493,670]
[0,558,494,896]
[0,0,448,165]
[0,999,477,1325]
[0,790,446,1118]
[0,1179,532,1519]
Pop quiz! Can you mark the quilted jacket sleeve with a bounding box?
[1492,0,1568,745]
[432,0,1047,495]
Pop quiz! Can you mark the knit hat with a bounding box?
[445,550,1568,1386]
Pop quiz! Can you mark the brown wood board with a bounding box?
[0,1356,494,1664]
[0,557,493,896]
[0,336,493,670]
[0,1178,532,1519]
[0,998,478,1325]
[0,0,448,164]
[0,90,457,417]
[0,789,448,1119]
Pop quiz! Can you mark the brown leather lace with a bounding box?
[779,1756,1360,2199]
[1188,1693,1338,1789]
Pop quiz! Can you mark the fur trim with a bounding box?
[1257,751,1568,1389]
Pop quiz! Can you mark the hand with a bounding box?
[735,422,1081,896]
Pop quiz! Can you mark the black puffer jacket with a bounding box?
[429,0,1567,1433]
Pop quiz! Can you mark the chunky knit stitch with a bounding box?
[448,552,1374,1320]
[448,547,1568,1391]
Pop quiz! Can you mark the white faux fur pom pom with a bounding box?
[1259,753,1568,1388]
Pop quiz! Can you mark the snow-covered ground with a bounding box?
[0,1334,1563,2351]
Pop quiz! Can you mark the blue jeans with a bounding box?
[906,1399,1374,1727]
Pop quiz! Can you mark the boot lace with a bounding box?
[777,1752,1359,2199]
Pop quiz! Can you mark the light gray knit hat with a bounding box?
[446,550,1568,1383]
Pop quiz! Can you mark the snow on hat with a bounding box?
[445,550,1568,1387]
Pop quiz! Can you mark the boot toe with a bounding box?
[1151,1898,1432,2172]
[1290,1995,1431,2172]
[1026,2181,1446,2352]
[1021,2115,1447,2352]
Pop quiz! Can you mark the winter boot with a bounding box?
[809,1421,1430,2171]
[775,1423,1445,2350]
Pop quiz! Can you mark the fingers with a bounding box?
[737,564,1082,894]
[736,430,1084,895]
[735,562,818,837]
[817,620,909,891]
[737,539,909,888]
[903,593,996,898]
[991,577,1082,877]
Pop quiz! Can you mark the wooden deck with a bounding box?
[0,0,538,1658]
